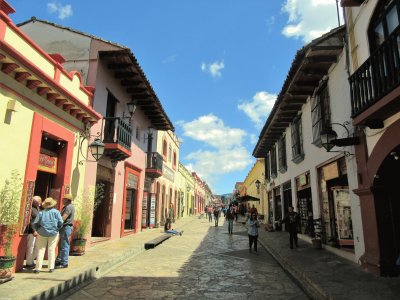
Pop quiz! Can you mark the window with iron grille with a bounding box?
[271,146,277,178]
[291,115,304,163]
[265,153,271,182]
[311,82,331,147]
[278,135,287,173]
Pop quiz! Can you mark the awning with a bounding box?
[238,195,260,202]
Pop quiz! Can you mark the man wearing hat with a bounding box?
[55,193,75,269]
[32,197,63,273]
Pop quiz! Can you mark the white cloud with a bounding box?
[281,0,342,43]
[265,16,276,32]
[201,60,225,78]
[238,91,276,128]
[249,134,258,145]
[179,114,254,188]
[181,114,246,150]
[47,2,73,20]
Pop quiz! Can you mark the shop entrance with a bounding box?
[124,188,137,231]
[373,145,400,276]
[91,180,112,238]
[34,135,66,202]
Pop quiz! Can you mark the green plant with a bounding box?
[93,182,105,213]
[0,170,23,257]
[73,189,94,240]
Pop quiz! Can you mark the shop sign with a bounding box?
[127,173,138,189]
[163,165,175,182]
[20,180,35,235]
[38,153,57,174]
[323,162,339,181]
[150,193,156,228]
[142,191,148,228]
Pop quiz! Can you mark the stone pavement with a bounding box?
[255,219,400,300]
[0,217,195,300]
[1,214,399,299]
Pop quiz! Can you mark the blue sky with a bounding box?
[9,0,342,194]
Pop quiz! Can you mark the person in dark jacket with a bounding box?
[25,196,41,268]
[281,206,300,249]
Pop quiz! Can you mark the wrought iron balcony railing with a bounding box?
[349,27,400,117]
[103,117,132,152]
[145,152,163,179]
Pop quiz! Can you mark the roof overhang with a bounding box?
[238,195,260,202]
[253,26,345,158]
[99,50,174,131]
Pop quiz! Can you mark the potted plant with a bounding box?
[0,170,23,282]
[70,190,93,256]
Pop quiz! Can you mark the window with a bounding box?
[291,115,304,163]
[270,146,277,178]
[135,127,140,140]
[369,0,400,51]
[311,82,331,147]
[168,145,172,162]
[265,153,271,182]
[173,151,177,168]
[278,135,287,173]
[162,139,167,158]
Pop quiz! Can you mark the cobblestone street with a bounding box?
[64,217,308,299]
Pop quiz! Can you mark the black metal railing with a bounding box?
[146,152,163,171]
[350,27,400,117]
[103,117,132,151]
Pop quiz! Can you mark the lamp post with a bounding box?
[255,179,261,194]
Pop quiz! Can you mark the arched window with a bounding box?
[162,139,167,158]
[173,151,177,168]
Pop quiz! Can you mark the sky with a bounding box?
[9,0,342,195]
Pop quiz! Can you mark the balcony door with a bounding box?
[104,91,118,142]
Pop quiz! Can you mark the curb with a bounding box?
[259,239,329,300]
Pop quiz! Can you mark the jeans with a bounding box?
[248,234,258,251]
[208,212,212,222]
[56,225,72,265]
[35,234,59,271]
[289,230,298,248]
[227,219,234,233]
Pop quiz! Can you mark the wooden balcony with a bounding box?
[350,27,400,120]
[145,152,163,179]
[102,117,132,161]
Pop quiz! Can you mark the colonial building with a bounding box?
[341,0,400,276]
[18,18,174,241]
[253,26,363,263]
[0,2,100,270]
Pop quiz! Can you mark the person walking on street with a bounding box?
[213,206,220,227]
[32,198,63,273]
[207,205,213,223]
[55,194,75,269]
[234,204,238,222]
[247,213,259,253]
[25,196,41,269]
[226,204,235,234]
[281,206,300,249]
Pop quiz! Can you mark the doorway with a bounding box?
[124,188,137,231]
[91,180,112,237]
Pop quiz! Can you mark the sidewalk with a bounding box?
[254,222,400,300]
[0,217,194,300]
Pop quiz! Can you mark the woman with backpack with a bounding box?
[247,212,260,254]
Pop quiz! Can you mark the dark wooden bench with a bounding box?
[144,233,172,249]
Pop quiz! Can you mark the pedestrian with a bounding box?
[24,196,42,269]
[164,218,183,235]
[247,213,259,253]
[226,204,235,234]
[250,204,258,216]
[281,206,300,249]
[213,206,219,227]
[32,197,63,273]
[207,205,213,223]
[234,204,238,222]
[55,193,75,269]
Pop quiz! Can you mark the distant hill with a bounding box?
[215,193,233,204]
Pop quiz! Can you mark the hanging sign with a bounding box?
[38,153,58,174]
[127,173,138,189]
[150,193,156,228]
[142,191,148,228]
[20,180,35,235]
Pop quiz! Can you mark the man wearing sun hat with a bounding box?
[55,193,75,269]
[32,197,63,273]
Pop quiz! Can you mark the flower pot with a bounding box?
[70,238,87,256]
[312,239,322,249]
[0,256,15,283]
